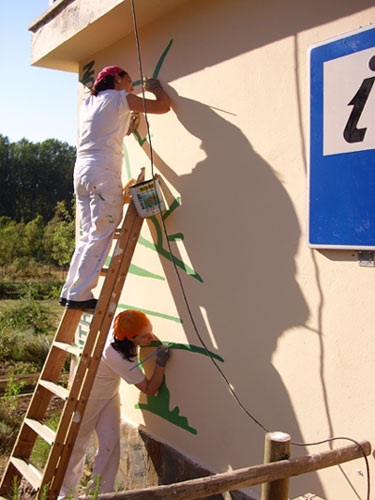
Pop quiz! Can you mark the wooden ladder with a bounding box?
[0,170,146,500]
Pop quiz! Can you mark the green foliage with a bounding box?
[0,379,24,453]
[12,475,19,500]
[23,215,45,261]
[0,296,55,334]
[44,199,75,267]
[0,280,63,300]
[3,370,25,408]
[0,135,76,223]
[0,203,75,276]
[0,297,56,369]
[30,414,60,469]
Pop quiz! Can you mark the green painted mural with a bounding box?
[135,341,224,434]
[136,377,197,435]
[117,303,182,324]
[77,40,213,435]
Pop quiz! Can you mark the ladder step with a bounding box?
[9,457,42,491]
[53,341,81,357]
[39,380,69,400]
[25,418,56,445]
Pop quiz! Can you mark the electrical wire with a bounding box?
[129,2,370,498]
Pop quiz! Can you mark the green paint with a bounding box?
[133,129,147,147]
[132,39,174,87]
[129,264,165,280]
[162,197,181,221]
[80,60,95,89]
[167,233,184,241]
[134,342,223,433]
[138,226,203,282]
[117,303,183,324]
[150,341,224,363]
[104,255,165,281]
[153,39,174,78]
[136,198,204,281]
[135,376,197,435]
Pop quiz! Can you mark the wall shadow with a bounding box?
[134,87,326,498]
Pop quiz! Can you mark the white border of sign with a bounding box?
[307,24,375,250]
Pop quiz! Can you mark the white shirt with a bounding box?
[90,332,145,400]
[76,89,131,173]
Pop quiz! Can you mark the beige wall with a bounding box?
[75,1,375,498]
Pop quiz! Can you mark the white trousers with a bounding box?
[61,169,123,302]
[58,393,121,499]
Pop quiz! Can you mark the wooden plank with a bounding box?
[24,418,56,445]
[0,373,39,391]
[77,441,371,500]
[53,341,81,357]
[38,380,69,400]
[0,461,23,496]
[9,457,42,492]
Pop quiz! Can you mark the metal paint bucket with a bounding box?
[129,178,166,217]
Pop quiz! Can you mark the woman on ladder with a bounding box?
[58,309,171,499]
[59,66,170,311]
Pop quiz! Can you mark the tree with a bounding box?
[23,216,45,262]
[44,200,75,269]
[0,136,14,218]
[0,135,76,222]
[0,219,25,274]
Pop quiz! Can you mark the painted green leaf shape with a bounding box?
[135,342,223,434]
[135,376,198,435]
[149,341,224,363]
[132,39,173,87]
[117,304,182,324]
[105,256,165,281]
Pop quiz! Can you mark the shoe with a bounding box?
[58,297,67,306]
[66,299,98,311]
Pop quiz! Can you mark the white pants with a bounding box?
[58,393,121,499]
[61,169,123,302]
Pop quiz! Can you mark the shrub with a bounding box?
[0,296,57,370]
[0,297,56,335]
[0,280,63,300]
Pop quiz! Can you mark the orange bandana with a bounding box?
[113,310,150,340]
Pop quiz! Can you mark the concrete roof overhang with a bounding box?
[29,0,188,73]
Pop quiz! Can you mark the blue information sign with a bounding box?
[309,25,375,249]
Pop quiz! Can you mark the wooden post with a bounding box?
[76,439,371,500]
[261,431,291,500]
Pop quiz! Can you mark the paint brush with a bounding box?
[129,343,171,371]
[129,350,158,371]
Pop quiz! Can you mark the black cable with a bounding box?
[292,436,370,500]
[130,0,268,433]
[129,2,370,498]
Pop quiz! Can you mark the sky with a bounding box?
[0,1,78,146]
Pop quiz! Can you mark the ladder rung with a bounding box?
[100,267,108,276]
[38,380,69,400]
[53,341,81,357]
[25,418,56,445]
[9,457,42,491]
